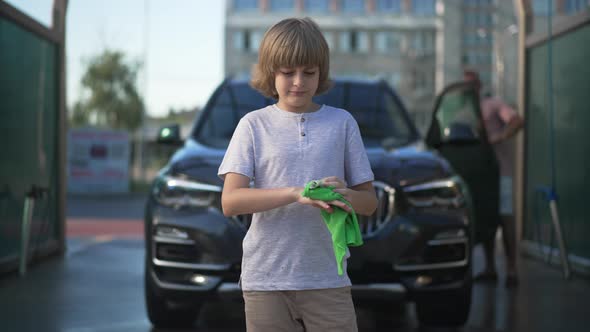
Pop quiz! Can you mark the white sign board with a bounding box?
[67,128,130,193]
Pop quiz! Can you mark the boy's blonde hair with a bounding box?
[250,17,331,99]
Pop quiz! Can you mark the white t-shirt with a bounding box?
[218,104,374,291]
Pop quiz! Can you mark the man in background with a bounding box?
[464,70,524,287]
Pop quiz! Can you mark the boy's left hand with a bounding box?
[332,187,353,202]
[319,176,347,189]
[319,176,354,207]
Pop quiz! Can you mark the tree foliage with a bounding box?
[70,49,144,131]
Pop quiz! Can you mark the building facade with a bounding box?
[224,0,543,131]
[225,0,440,131]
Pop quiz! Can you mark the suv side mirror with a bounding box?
[157,124,183,146]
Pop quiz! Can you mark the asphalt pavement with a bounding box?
[0,193,589,332]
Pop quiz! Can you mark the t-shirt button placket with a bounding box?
[300,116,306,137]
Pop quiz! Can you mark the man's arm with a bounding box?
[489,102,524,144]
[501,114,524,140]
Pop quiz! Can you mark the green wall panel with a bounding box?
[524,24,590,260]
[0,17,59,263]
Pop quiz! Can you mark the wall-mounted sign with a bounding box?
[67,128,130,193]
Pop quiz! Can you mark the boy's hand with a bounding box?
[293,186,351,213]
[319,176,347,189]
[332,187,354,202]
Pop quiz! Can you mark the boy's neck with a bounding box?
[275,101,321,114]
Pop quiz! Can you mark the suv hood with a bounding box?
[165,139,452,188]
[367,141,453,187]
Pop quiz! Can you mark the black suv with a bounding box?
[144,77,499,328]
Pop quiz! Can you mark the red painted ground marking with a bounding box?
[67,218,144,238]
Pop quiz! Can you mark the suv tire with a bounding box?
[415,281,472,327]
[145,267,202,328]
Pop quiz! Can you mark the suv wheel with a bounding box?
[370,302,407,329]
[415,282,472,327]
[145,267,202,328]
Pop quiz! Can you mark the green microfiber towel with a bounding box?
[302,180,364,275]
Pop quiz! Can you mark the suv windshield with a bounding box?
[193,80,418,149]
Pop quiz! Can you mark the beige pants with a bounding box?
[242,287,358,332]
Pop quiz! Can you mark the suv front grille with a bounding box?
[156,243,200,263]
[423,242,466,263]
[358,181,396,238]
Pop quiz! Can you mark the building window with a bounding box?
[376,0,402,13]
[482,13,492,26]
[251,31,264,53]
[532,0,556,16]
[465,0,492,5]
[323,31,335,52]
[479,71,491,83]
[412,30,434,53]
[233,31,245,51]
[357,31,369,53]
[464,31,492,46]
[464,12,492,27]
[339,30,369,53]
[390,72,401,88]
[305,0,330,12]
[413,70,430,92]
[411,0,436,16]
[375,31,402,54]
[463,12,471,26]
[341,0,365,13]
[565,0,587,14]
[233,30,264,53]
[233,0,258,11]
[339,31,352,52]
[481,53,492,65]
[463,33,474,46]
[269,0,295,12]
[462,51,492,65]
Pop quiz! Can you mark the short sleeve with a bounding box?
[344,116,374,187]
[218,118,254,181]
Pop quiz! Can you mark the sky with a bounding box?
[8,0,226,117]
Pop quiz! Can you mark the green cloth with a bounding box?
[301,180,364,275]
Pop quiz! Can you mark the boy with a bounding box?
[218,17,377,331]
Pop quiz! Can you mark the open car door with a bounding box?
[425,82,500,245]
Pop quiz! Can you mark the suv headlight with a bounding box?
[403,176,466,209]
[153,175,221,208]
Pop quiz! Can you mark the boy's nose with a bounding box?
[293,73,304,87]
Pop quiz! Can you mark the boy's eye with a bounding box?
[304,71,316,75]
[281,71,294,76]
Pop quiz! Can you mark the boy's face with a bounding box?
[274,66,319,112]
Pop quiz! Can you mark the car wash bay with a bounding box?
[2,1,590,332]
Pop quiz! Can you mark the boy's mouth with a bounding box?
[289,91,307,96]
